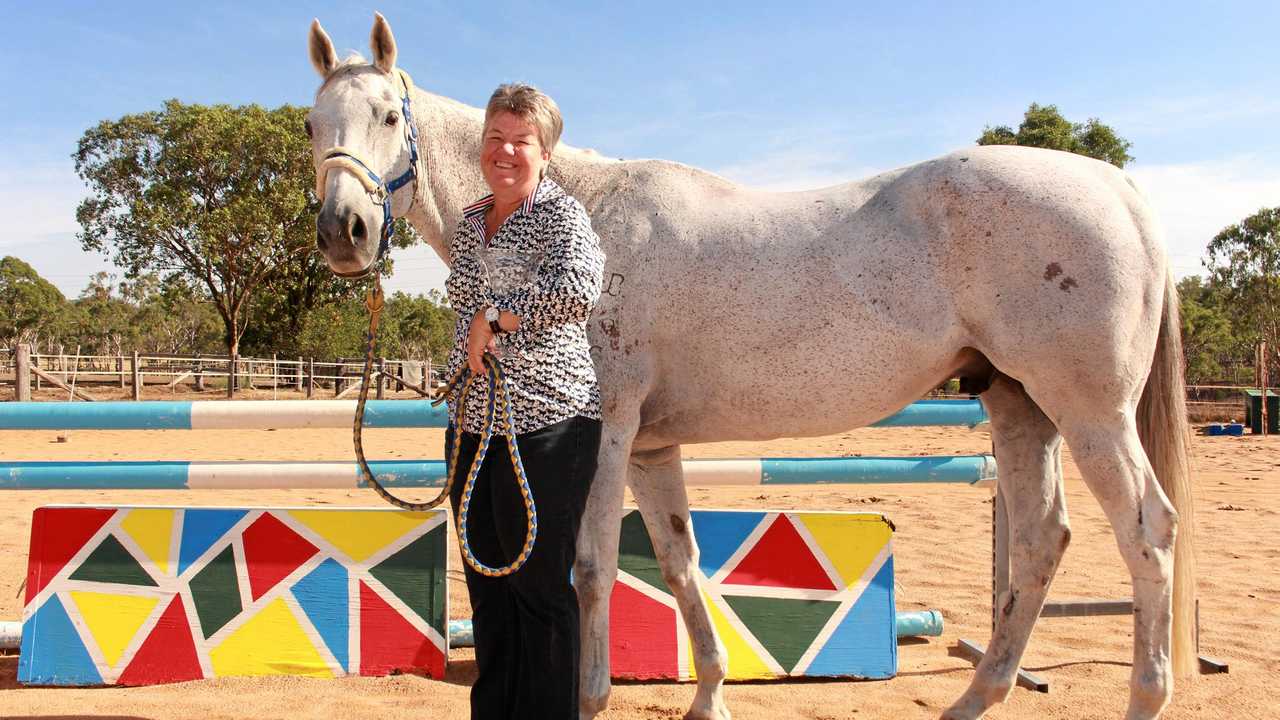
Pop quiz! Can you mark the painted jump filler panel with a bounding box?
[610,508,896,681]
[19,505,449,686]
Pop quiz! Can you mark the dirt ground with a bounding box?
[0,396,1276,719]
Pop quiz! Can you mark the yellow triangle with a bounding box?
[797,513,892,589]
[121,509,175,576]
[286,510,430,563]
[210,597,333,678]
[70,591,160,668]
[687,591,774,680]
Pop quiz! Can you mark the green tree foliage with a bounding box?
[73,100,409,357]
[978,103,1134,168]
[1177,276,1237,384]
[72,272,136,355]
[1205,207,1280,375]
[0,256,69,348]
[293,290,456,362]
[67,272,223,356]
[382,290,457,363]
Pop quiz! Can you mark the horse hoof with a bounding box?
[683,704,731,720]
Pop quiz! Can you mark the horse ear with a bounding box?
[370,12,398,74]
[309,19,339,78]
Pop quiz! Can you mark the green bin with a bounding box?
[1243,390,1280,434]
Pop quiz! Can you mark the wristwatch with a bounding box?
[484,306,503,335]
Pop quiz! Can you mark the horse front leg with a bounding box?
[576,410,636,720]
[629,444,731,720]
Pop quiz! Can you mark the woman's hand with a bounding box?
[467,311,498,374]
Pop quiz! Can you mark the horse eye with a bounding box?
[384,112,399,127]
[304,119,313,138]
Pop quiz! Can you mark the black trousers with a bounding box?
[446,416,602,720]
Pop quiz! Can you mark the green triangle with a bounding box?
[189,545,242,638]
[617,510,669,595]
[68,533,158,587]
[369,523,447,632]
[722,595,842,672]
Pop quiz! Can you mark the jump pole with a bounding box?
[0,398,988,431]
[0,456,995,490]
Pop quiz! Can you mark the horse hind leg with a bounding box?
[628,444,731,720]
[944,374,1071,720]
[1056,410,1179,719]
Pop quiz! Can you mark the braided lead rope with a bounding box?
[454,355,538,577]
[353,280,536,576]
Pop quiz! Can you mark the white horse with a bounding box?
[305,15,1196,720]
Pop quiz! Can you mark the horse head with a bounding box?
[306,13,430,277]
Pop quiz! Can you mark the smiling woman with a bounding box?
[440,82,607,720]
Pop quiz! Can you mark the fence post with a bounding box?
[307,357,315,398]
[131,351,142,401]
[1262,342,1270,438]
[15,344,31,401]
[295,356,304,392]
[117,354,125,389]
[376,357,386,399]
[195,359,206,391]
[334,358,344,398]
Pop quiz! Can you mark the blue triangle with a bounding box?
[291,557,349,671]
[805,556,896,678]
[178,509,247,576]
[690,510,767,579]
[18,595,103,686]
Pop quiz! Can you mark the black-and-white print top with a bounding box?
[444,177,606,436]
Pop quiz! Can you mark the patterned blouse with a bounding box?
[444,177,606,436]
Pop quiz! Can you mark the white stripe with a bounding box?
[712,584,857,601]
[615,570,679,608]
[190,400,360,430]
[187,462,361,489]
[681,459,763,486]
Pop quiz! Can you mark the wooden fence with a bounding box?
[3,345,443,402]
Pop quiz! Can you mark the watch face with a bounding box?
[485,307,500,321]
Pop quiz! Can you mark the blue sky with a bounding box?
[3,1,1277,297]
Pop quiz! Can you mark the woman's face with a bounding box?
[480,111,550,201]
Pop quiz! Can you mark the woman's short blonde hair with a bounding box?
[484,83,563,152]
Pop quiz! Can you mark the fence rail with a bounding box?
[3,345,444,401]
[1,345,1270,419]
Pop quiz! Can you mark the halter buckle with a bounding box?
[368,184,389,206]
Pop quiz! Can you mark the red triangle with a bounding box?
[722,515,837,590]
[240,513,318,601]
[25,507,117,606]
[609,581,678,679]
[359,581,445,678]
[117,595,204,686]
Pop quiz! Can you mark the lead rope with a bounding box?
[353,276,537,576]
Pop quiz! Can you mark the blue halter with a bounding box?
[320,70,422,278]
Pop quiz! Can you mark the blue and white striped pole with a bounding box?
[0,455,994,490]
[0,399,987,431]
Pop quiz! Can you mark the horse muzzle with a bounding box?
[316,199,384,276]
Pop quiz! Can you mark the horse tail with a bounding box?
[1136,270,1197,678]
